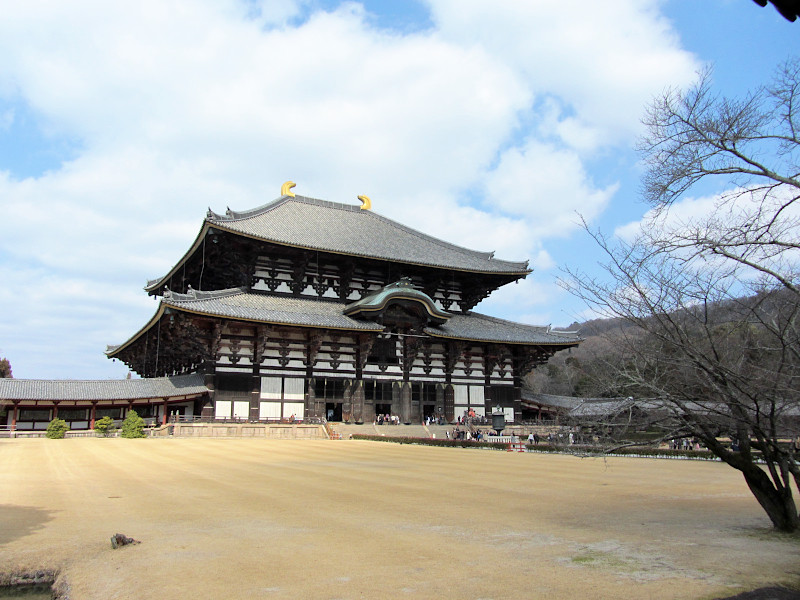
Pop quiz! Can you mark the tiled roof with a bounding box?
[110,290,580,356]
[162,288,385,331]
[425,313,582,345]
[0,373,209,402]
[206,195,530,274]
[521,391,581,410]
[567,398,636,417]
[520,391,636,415]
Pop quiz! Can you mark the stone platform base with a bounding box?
[161,423,327,439]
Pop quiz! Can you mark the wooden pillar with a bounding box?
[435,383,445,422]
[202,373,215,421]
[511,348,522,425]
[162,400,169,425]
[484,359,492,416]
[353,339,364,424]
[305,330,323,420]
[306,378,320,420]
[342,380,353,423]
[249,376,260,422]
[90,402,97,429]
[362,381,375,424]
[391,381,401,421]
[251,325,267,422]
[401,336,412,424]
[400,382,412,424]
[351,380,364,424]
[52,401,59,419]
[444,384,454,423]
[11,402,18,430]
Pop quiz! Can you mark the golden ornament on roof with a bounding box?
[281,181,296,197]
[358,195,371,210]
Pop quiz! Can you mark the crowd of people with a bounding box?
[446,427,490,441]
[456,409,489,426]
[670,438,702,450]
[375,414,400,425]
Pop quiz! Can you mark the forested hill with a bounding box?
[534,289,795,398]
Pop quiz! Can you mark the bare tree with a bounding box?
[563,58,800,532]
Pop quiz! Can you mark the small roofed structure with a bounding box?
[520,390,639,423]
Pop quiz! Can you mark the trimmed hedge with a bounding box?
[350,434,730,461]
[351,434,509,451]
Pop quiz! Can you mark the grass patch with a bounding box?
[570,550,627,568]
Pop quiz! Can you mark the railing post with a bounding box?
[11,402,18,434]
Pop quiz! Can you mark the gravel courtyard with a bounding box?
[0,437,798,599]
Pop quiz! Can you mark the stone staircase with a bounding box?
[328,422,442,440]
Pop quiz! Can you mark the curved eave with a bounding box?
[107,302,170,358]
[108,298,385,358]
[160,302,384,333]
[144,220,216,293]
[146,219,529,294]
[146,195,532,292]
[422,329,584,346]
[208,221,532,276]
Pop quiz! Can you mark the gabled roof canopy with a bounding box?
[344,278,452,325]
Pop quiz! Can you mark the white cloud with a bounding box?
[473,277,574,329]
[615,193,721,242]
[0,0,700,377]
[484,139,618,237]
[611,185,800,301]
[427,0,699,143]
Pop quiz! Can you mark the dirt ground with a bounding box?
[0,438,798,600]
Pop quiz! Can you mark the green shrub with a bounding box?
[120,410,146,438]
[94,416,116,437]
[45,418,69,439]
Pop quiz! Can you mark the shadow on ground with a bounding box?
[717,587,800,599]
[0,505,55,545]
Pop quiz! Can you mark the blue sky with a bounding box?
[0,0,796,379]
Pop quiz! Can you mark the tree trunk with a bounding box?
[741,465,799,532]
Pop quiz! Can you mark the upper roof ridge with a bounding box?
[164,286,246,302]
[206,196,290,221]
[208,194,364,223]
[147,189,531,293]
[210,194,524,267]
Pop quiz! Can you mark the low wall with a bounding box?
[165,423,327,439]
